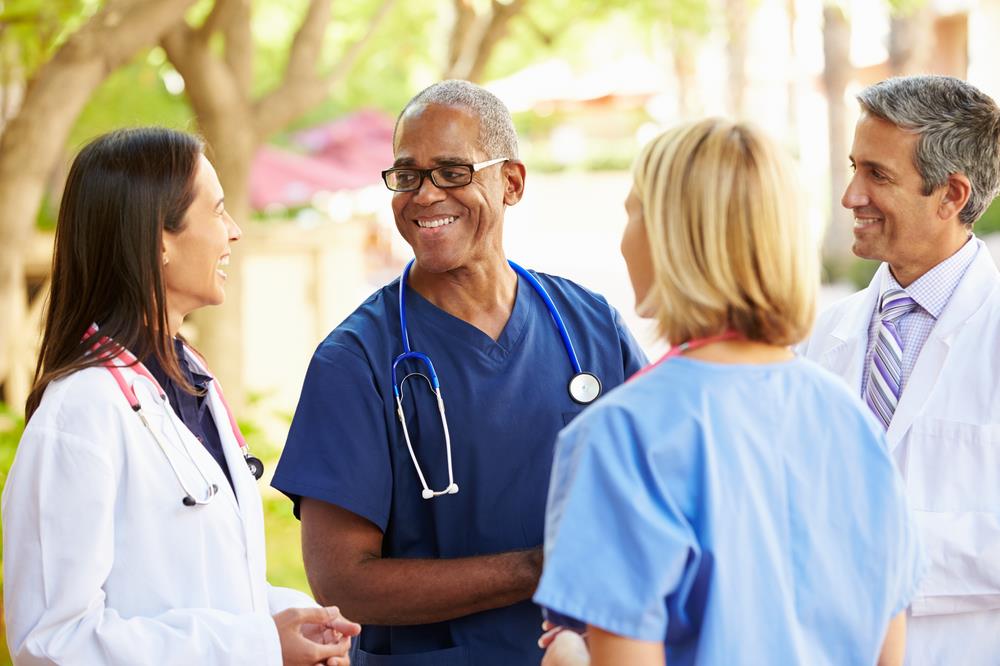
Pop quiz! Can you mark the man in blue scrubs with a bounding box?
[271,80,646,665]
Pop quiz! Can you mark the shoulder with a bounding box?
[814,287,872,329]
[311,281,400,366]
[529,270,612,309]
[21,367,133,460]
[525,269,629,333]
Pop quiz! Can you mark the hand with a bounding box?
[273,606,361,666]
[540,622,590,666]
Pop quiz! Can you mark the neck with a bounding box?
[684,339,794,364]
[407,259,518,340]
[890,228,970,288]
[166,307,185,339]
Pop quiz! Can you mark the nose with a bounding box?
[841,172,869,210]
[227,213,243,242]
[410,173,447,206]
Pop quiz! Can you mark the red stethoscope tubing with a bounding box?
[629,330,743,382]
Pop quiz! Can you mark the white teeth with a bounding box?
[416,216,456,229]
[854,218,881,229]
[218,256,230,266]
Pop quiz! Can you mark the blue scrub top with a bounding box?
[272,268,647,666]
[534,357,925,665]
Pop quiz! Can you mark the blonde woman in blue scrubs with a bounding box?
[533,119,924,666]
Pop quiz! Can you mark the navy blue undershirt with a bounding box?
[144,339,235,493]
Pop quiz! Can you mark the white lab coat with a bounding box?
[2,353,315,665]
[800,237,1000,664]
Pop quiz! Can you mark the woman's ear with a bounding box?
[937,172,971,221]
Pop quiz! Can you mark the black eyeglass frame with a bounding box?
[381,157,509,192]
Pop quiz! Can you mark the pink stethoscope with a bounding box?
[629,330,743,382]
[85,324,263,507]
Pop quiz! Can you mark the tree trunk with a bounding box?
[821,4,852,280]
[889,8,931,75]
[444,0,528,82]
[0,0,197,411]
[930,13,968,78]
[725,0,748,117]
[163,0,395,406]
[786,0,798,150]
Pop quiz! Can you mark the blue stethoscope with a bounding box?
[391,259,602,500]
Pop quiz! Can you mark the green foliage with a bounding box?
[263,495,310,593]
[0,0,100,78]
[886,0,927,18]
[70,49,195,149]
[977,197,1000,237]
[0,402,25,665]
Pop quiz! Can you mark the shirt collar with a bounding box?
[173,338,214,392]
[882,235,979,319]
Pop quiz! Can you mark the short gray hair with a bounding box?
[395,79,519,160]
[857,75,1000,225]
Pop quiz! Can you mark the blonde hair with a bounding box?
[632,118,818,346]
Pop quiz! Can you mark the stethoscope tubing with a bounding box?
[392,259,599,500]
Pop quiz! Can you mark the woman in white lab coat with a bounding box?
[2,127,359,665]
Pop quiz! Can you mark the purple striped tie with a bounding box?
[865,288,918,429]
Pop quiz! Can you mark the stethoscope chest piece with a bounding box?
[568,372,602,404]
[245,455,265,480]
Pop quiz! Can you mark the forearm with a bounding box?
[309,547,542,625]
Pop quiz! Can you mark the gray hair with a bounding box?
[394,79,519,160]
[857,75,1000,225]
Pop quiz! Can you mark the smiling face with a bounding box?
[844,112,968,285]
[390,103,524,275]
[162,154,242,321]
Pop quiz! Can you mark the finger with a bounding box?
[328,616,362,637]
[293,606,343,626]
[538,625,565,648]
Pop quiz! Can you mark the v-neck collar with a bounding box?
[402,272,531,361]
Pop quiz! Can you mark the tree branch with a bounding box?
[253,0,396,139]
[464,0,528,82]
[447,0,476,72]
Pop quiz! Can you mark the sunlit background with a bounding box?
[2,1,1000,659]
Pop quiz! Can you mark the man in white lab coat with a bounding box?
[800,75,1000,664]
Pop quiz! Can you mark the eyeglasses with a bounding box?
[382,157,508,192]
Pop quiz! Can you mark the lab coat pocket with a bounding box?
[352,645,470,665]
[910,509,1000,616]
[907,419,1000,512]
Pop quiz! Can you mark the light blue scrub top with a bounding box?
[272,269,647,666]
[534,356,924,665]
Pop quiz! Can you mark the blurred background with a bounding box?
[2,0,1000,660]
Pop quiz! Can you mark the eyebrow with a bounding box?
[392,156,470,168]
[850,156,897,177]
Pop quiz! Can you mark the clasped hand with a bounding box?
[273,605,361,666]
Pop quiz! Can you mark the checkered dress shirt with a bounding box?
[861,236,979,399]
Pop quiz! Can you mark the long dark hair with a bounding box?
[26,127,204,419]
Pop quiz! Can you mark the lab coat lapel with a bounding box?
[818,265,885,395]
[887,243,1000,450]
[202,373,269,612]
[129,378,239,516]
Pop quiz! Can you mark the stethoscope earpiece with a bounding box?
[182,495,196,507]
